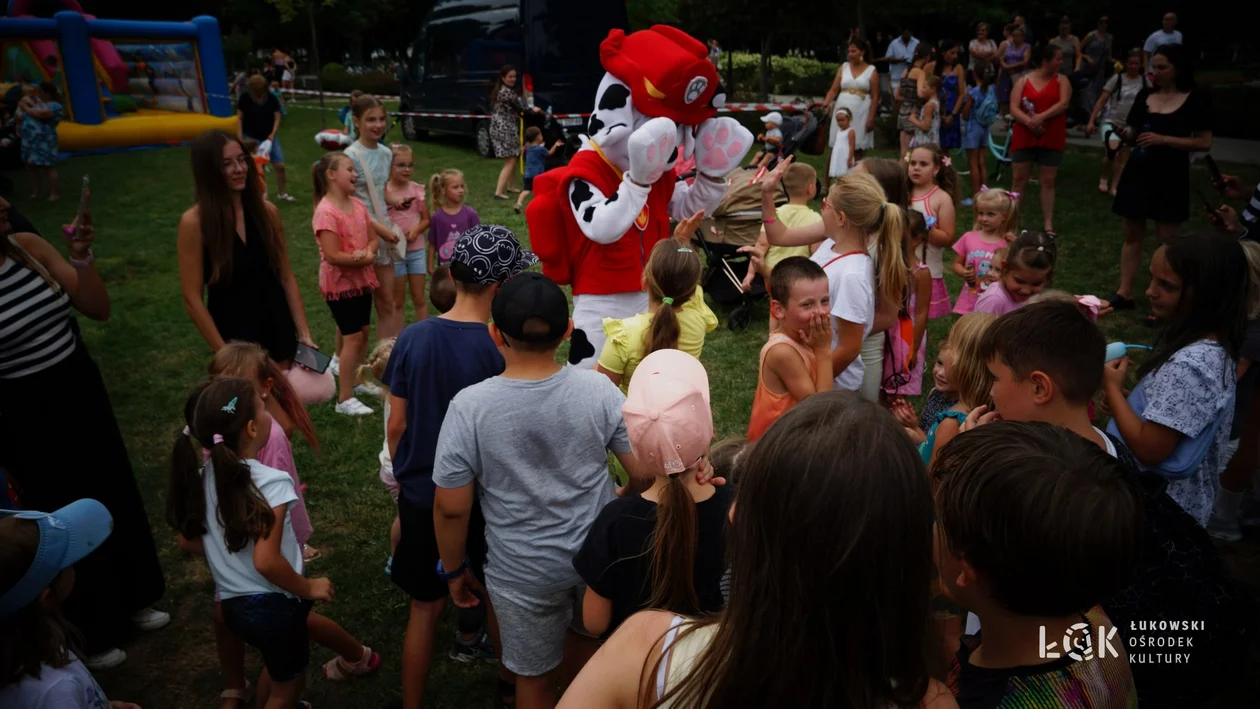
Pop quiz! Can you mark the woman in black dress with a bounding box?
[177,130,313,365]
[1109,44,1212,310]
[0,198,166,669]
[490,65,542,200]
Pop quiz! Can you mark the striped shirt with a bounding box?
[0,253,75,379]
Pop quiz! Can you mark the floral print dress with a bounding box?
[20,100,62,166]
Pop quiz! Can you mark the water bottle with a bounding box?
[1133,119,1153,157]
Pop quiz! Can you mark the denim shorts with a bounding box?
[220,593,313,682]
[266,137,285,164]
[394,249,428,277]
[962,121,988,150]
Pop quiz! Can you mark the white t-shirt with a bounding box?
[810,244,875,391]
[764,127,782,151]
[203,459,302,600]
[887,36,920,84]
[0,655,109,708]
[1143,29,1183,71]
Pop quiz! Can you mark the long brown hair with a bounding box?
[859,157,910,208]
[645,391,938,708]
[0,519,82,687]
[643,239,702,356]
[167,378,275,552]
[209,341,318,452]
[190,130,283,285]
[646,466,702,613]
[489,65,520,109]
[827,173,908,309]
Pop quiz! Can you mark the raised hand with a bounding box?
[695,117,753,177]
[627,117,679,185]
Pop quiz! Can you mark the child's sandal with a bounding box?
[322,646,381,681]
[218,680,252,707]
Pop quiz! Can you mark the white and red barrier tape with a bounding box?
[212,89,821,121]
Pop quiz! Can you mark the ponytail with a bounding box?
[646,471,700,612]
[643,239,702,356]
[166,380,212,540]
[828,173,908,310]
[428,168,463,214]
[876,203,910,309]
[1007,230,1057,283]
[186,378,275,553]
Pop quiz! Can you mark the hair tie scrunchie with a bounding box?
[662,297,675,305]
[677,247,693,253]
[212,434,225,445]
[182,426,191,437]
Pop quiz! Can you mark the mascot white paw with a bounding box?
[627,117,679,185]
[694,117,753,177]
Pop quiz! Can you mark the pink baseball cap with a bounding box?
[622,349,713,475]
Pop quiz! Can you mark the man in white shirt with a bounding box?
[881,28,920,96]
[1144,12,1182,72]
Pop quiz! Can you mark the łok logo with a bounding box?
[1039,623,1120,661]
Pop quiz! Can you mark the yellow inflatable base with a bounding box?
[57,110,238,153]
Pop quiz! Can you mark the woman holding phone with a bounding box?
[0,196,167,669]
[178,130,314,370]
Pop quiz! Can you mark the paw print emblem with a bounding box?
[684,76,708,104]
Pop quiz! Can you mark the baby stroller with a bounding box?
[692,165,788,331]
[761,109,822,169]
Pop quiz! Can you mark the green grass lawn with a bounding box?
[6,105,1260,707]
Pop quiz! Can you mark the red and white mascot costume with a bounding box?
[527,25,752,367]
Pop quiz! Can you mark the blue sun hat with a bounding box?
[0,499,114,617]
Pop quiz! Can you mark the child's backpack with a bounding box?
[973,87,999,129]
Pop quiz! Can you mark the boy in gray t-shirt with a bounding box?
[432,272,634,702]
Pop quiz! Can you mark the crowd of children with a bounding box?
[7,37,1260,709]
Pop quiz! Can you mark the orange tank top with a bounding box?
[747,333,818,441]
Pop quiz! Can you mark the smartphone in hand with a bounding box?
[74,175,90,240]
[1204,154,1222,184]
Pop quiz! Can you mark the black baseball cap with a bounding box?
[450,224,538,285]
[492,272,570,343]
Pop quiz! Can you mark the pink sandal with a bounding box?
[322,646,380,681]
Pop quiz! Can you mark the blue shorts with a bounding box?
[963,121,988,151]
[220,593,313,682]
[394,249,428,277]
[260,137,285,164]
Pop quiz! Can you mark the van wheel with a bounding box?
[476,120,493,158]
[400,112,426,141]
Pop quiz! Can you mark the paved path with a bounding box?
[1065,129,1260,166]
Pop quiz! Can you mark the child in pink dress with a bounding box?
[906,144,959,318]
[952,187,1019,314]
[883,212,934,396]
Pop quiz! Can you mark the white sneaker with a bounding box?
[84,648,127,670]
[354,382,383,398]
[335,397,374,416]
[277,193,297,202]
[330,355,340,377]
[131,607,171,631]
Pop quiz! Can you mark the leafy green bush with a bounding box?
[322,62,345,74]
[320,69,399,96]
[716,52,838,99]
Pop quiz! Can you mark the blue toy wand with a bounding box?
[1105,342,1153,362]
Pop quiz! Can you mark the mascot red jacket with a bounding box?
[526,25,752,367]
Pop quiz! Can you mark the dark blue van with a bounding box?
[399,0,628,156]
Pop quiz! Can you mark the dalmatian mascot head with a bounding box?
[585,25,739,175]
[525,25,752,368]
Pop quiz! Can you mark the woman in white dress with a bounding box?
[823,39,879,189]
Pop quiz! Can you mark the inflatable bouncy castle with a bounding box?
[0,0,235,153]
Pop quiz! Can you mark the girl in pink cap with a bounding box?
[574,349,732,640]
